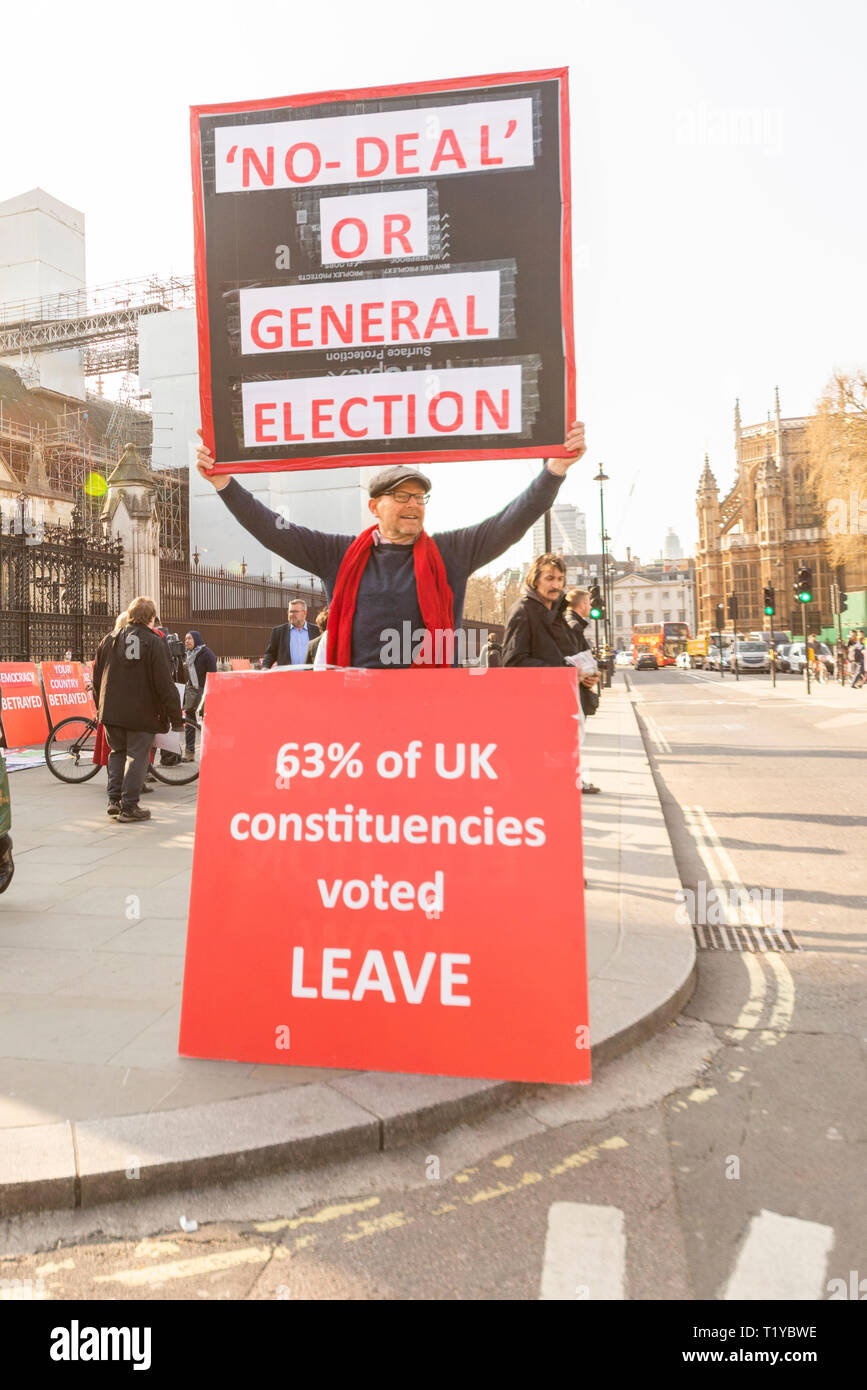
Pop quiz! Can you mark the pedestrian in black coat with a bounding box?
[502,555,580,667]
[564,587,603,793]
[183,630,218,758]
[92,596,183,822]
[564,588,601,717]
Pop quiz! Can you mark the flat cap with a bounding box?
[368,464,432,498]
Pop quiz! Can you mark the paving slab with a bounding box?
[0,685,695,1213]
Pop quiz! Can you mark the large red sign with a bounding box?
[40,662,97,731]
[179,668,589,1084]
[0,663,50,749]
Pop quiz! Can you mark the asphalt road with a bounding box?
[3,670,865,1305]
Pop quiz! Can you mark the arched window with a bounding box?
[792,467,820,528]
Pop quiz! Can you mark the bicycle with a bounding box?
[44,715,201,786]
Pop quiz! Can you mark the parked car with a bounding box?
[675,652,692,669]
[785,641,834,675]
[615,650,632,667]
[706,645,723,670]
[634,652,658,670]
[727,641,771,673]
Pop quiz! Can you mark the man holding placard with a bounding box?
[195,421,586,668]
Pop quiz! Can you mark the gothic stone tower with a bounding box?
[696,454,722,631]
[101,444,160,614]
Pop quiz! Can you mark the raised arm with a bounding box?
[435,421,587,573]
[194,431,350,579]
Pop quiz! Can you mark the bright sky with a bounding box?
[3,0,866,571]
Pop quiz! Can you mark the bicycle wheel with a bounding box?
[44,717,101,783]
[150,714,201,786]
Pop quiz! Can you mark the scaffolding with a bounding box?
[0,272,192,556]
[0,402,188,557]
[153,467,190,563]
[0,273,195,380]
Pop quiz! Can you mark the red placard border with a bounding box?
[190,67,575,475]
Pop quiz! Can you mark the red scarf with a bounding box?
[327,526,454,668]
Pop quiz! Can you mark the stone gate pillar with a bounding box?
[101,443,160,615]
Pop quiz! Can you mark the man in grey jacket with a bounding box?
[194,423,586,667]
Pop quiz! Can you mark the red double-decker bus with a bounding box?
[632,622,690,667]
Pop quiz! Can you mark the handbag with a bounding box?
[580,683,600,717]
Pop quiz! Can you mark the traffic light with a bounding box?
[589,580,604,621]
[763,585,775,617]
[715,602,725,630]
[795,565,812,604]
[727,594,738,622]
[838,585,848,612]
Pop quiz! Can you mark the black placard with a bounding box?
[190,68,574,475]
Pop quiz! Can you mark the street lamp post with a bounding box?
[593,462,609,651]
[602,528,613,650]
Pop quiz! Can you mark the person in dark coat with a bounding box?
[183,630,218,759]
[92,596,184,822]
[482,634,503,668]
[263,601,319,667]
[565,587,602,793]
[502,554,580,668]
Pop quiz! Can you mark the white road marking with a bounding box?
[722,1210,834,1300]
[644,713,672,754]
[684,806,796,1046]
[691,806,752,911]
[539,1202,626,1300]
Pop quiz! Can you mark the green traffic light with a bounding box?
[764,605,775,616]
[590,607,601,619]
[799,591,811,604]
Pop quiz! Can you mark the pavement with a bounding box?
[0,679,695,1217]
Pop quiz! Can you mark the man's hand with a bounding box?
[195,429,231,492]
[580,673,599,688]
[545,420,586,477]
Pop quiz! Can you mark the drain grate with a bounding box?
[693,924,800,952]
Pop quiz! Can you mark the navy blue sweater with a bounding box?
[219,467,564,667]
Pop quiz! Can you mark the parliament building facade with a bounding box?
[695,392,848,642]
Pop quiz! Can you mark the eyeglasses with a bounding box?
[385,489,430,505]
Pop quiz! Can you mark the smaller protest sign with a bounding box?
[40,662,97,731]
[0,664,50,748]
